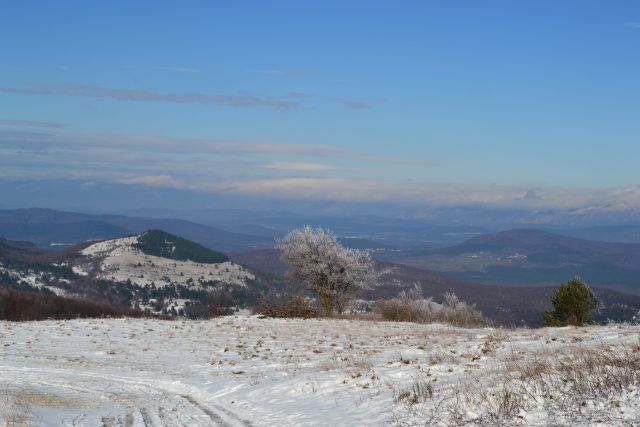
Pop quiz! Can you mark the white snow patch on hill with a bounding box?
[0,263,69,296]
[1,316,639,426]
[76,235,253,287]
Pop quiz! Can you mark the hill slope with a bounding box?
[76,233,251,289]
[440,229,640,267]
[383,229,640,292]
[0,232,268,316]
[133,230,228,263]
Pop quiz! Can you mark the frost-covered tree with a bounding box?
[277,226,377,315]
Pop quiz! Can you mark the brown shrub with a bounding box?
[254,295,319,319]
[0,288,163,321]
[207,288,235,317]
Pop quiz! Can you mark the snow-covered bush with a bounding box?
[376,284,491,327]
[277,226,377,315]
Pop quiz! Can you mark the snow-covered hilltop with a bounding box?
[0,231,263,316]
[75,231,254,288]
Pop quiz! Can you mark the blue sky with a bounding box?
[1,1,639,210]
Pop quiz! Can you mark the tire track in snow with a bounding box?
[0,365,251,426]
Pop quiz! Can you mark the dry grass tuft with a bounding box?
[394,343,640,425]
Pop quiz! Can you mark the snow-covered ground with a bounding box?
[1,316,639,426]
[76,236,254,287]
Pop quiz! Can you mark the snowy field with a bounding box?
[1,316,639,426]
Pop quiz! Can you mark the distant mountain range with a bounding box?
[0,208,274,253]
[440,229,640,266]
[383,229,640,293]
[4,179,640,230]
[0,208,480,252]
[551,225,640,244]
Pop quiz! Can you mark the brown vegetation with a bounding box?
[206,288,235,317]
[0,289,162,321]
[254,295,319,319]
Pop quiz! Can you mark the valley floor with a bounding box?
[1,316,639,426]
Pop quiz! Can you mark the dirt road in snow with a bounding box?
[0,365,250,426]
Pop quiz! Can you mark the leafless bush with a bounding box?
[375,285,492,327]
[254,295,319,319]
[206,288,234,317]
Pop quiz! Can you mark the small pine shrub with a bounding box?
[543,277,598,326]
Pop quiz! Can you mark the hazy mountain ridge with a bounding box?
[384,229,640,292]
[4,180,640,230]
[0,208,274,252]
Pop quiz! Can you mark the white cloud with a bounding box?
[151,66,199,73]
[117,175,185,188]
[201,177,640,211]
[0,119,64,128]
[342,100,371,110]
[0,129,345,157]
[4,127,639,212]
[261,162,337,171]
[288,92,314,98]
[247,69,318,77]
[0,83,302,110]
